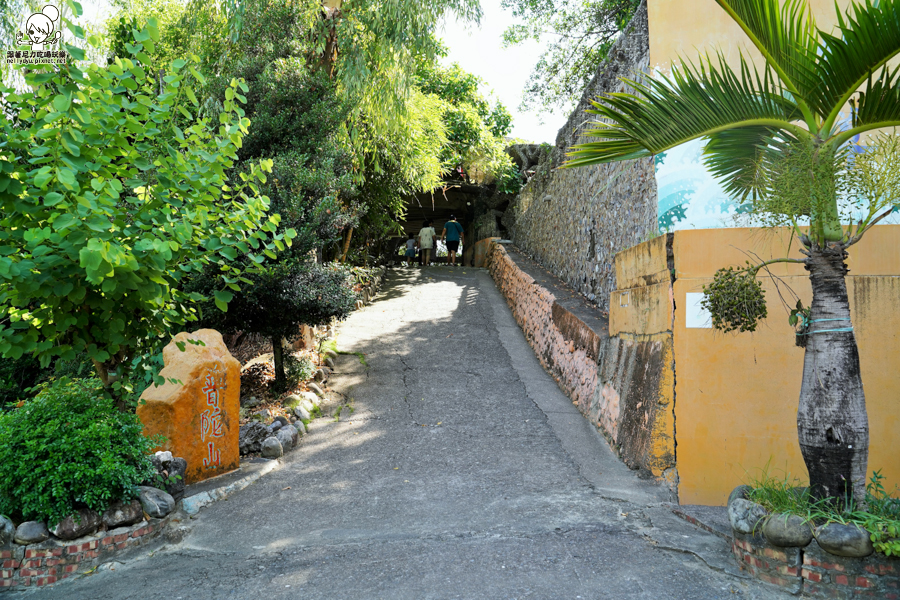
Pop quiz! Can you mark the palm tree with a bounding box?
[565,0,900,505]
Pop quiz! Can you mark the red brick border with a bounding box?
[0,514,177,589]
[732,531,900,598]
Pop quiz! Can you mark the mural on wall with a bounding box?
[655,136,900,232]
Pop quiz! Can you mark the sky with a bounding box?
[438,5,567,144]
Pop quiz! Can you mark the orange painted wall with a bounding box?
[672,226,900,505]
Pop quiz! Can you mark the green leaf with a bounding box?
[213,289,233,312]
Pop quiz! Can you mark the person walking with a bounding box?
[404,233,417,267]
[441,215,464,266]
[418,220,436,266]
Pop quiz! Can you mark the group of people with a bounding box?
[403,215,465,267]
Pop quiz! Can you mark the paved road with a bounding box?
[27,267,786,599]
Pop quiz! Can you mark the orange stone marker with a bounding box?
[137,329,240,484]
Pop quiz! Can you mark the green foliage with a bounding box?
[285,354,316,387]
[0,378,159,524]
[0,21,292,388]
[701,265,768,333]
[495,162,524,195]
[0,355,44,407]
[745,467,900,556]
[501,0,640,114]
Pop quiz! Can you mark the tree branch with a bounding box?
[845,207,897,247]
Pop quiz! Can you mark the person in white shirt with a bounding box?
[418,220,436,266]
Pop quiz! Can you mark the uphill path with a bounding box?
[24,266,787,600]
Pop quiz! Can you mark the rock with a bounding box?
[0,516,15,546]
[261,436,283,458]
[137,329,241,484]
[154,450,174,465]
[239,422,270,455]
[253,409,273,422]
[325,350,338,360]
[138,486,176,518]
[14,521,49,545]
[281,424,299,446]
[294,406,311,421]
[815,523,875,557]
[267,421,283,433]
[283,394,302,408]
[728,498,768,534]
[102,499,143,528]
[762,513,813,547]
[274,416,290,427]
[50,508,101,540]
[241,396,261,408]
[324,357,335,369]
[166,457,188,501]
[307,383,324,397]
[728,485,752,506]
[301,391,319,406]
[276,428,294,452]
[314,369,327,382]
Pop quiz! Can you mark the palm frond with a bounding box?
[835,66,900,143]
[817,0,900,131]
[703,126,785,199]
[564,53,806,169]
[715,0,820,116]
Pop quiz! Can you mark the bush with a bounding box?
[0,379,158,524]
[286,355,316,388]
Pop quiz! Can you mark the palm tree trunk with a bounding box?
[798,244,868,505]
[339,227,353,263]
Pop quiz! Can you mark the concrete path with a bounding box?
[27,267,787,599]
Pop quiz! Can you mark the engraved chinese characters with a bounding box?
[138,330,240,484]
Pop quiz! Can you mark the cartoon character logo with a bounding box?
[15,5,61,51]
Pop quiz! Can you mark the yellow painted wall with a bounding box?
[648,0,847,72]
[672,226,900,505]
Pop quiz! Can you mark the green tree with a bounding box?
[501,0,640,115]
[565,0,900,505]
[0,17,292,403]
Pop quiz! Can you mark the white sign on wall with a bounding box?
[685,292,712,328]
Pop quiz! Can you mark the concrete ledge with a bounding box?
[182,458,281,515]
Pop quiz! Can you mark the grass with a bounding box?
[320,339,368,367]
[744,464,900,556]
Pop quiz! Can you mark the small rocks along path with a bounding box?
[25,267,788,599]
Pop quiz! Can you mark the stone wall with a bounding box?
[489,242,677,493]
[504,0,657,311]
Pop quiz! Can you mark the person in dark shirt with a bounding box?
[441,215,464,266]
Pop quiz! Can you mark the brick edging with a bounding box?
[732,530,899,598]
[1,514,178,590]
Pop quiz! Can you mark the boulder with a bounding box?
[267,421,283,434]
[50,508,101,540]
[324,357,335,369]
[261,436,283,458]
[14,521,49,545]
[728,498,768,534]
[239,422,270,454]
[253,409,273,422]
[138,486,176,518]
[815,523,875,558]
[137,329,241,484]
[301,391,319,406]
[0,516,15,547]
[154,450,174,465]
[314,369,327,383]
[307,383,324,397]
[762,514,813,547]
[324,350,338,360]
[274,416,290,427]
[281,424,299,446]
[102,499,144,528]
[727,485,752,506]
[294,406,311,421]
[276,428,295,452]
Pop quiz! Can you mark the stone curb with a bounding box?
[181,459,282,515]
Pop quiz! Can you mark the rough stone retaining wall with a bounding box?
[504,0,657,311]
[0,514,178,589]
[490,242,676,491]
[732,530,900,598]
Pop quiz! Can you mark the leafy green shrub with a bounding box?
[0,355,45,407]
[286,355,316,388]
[0,378,158,524]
